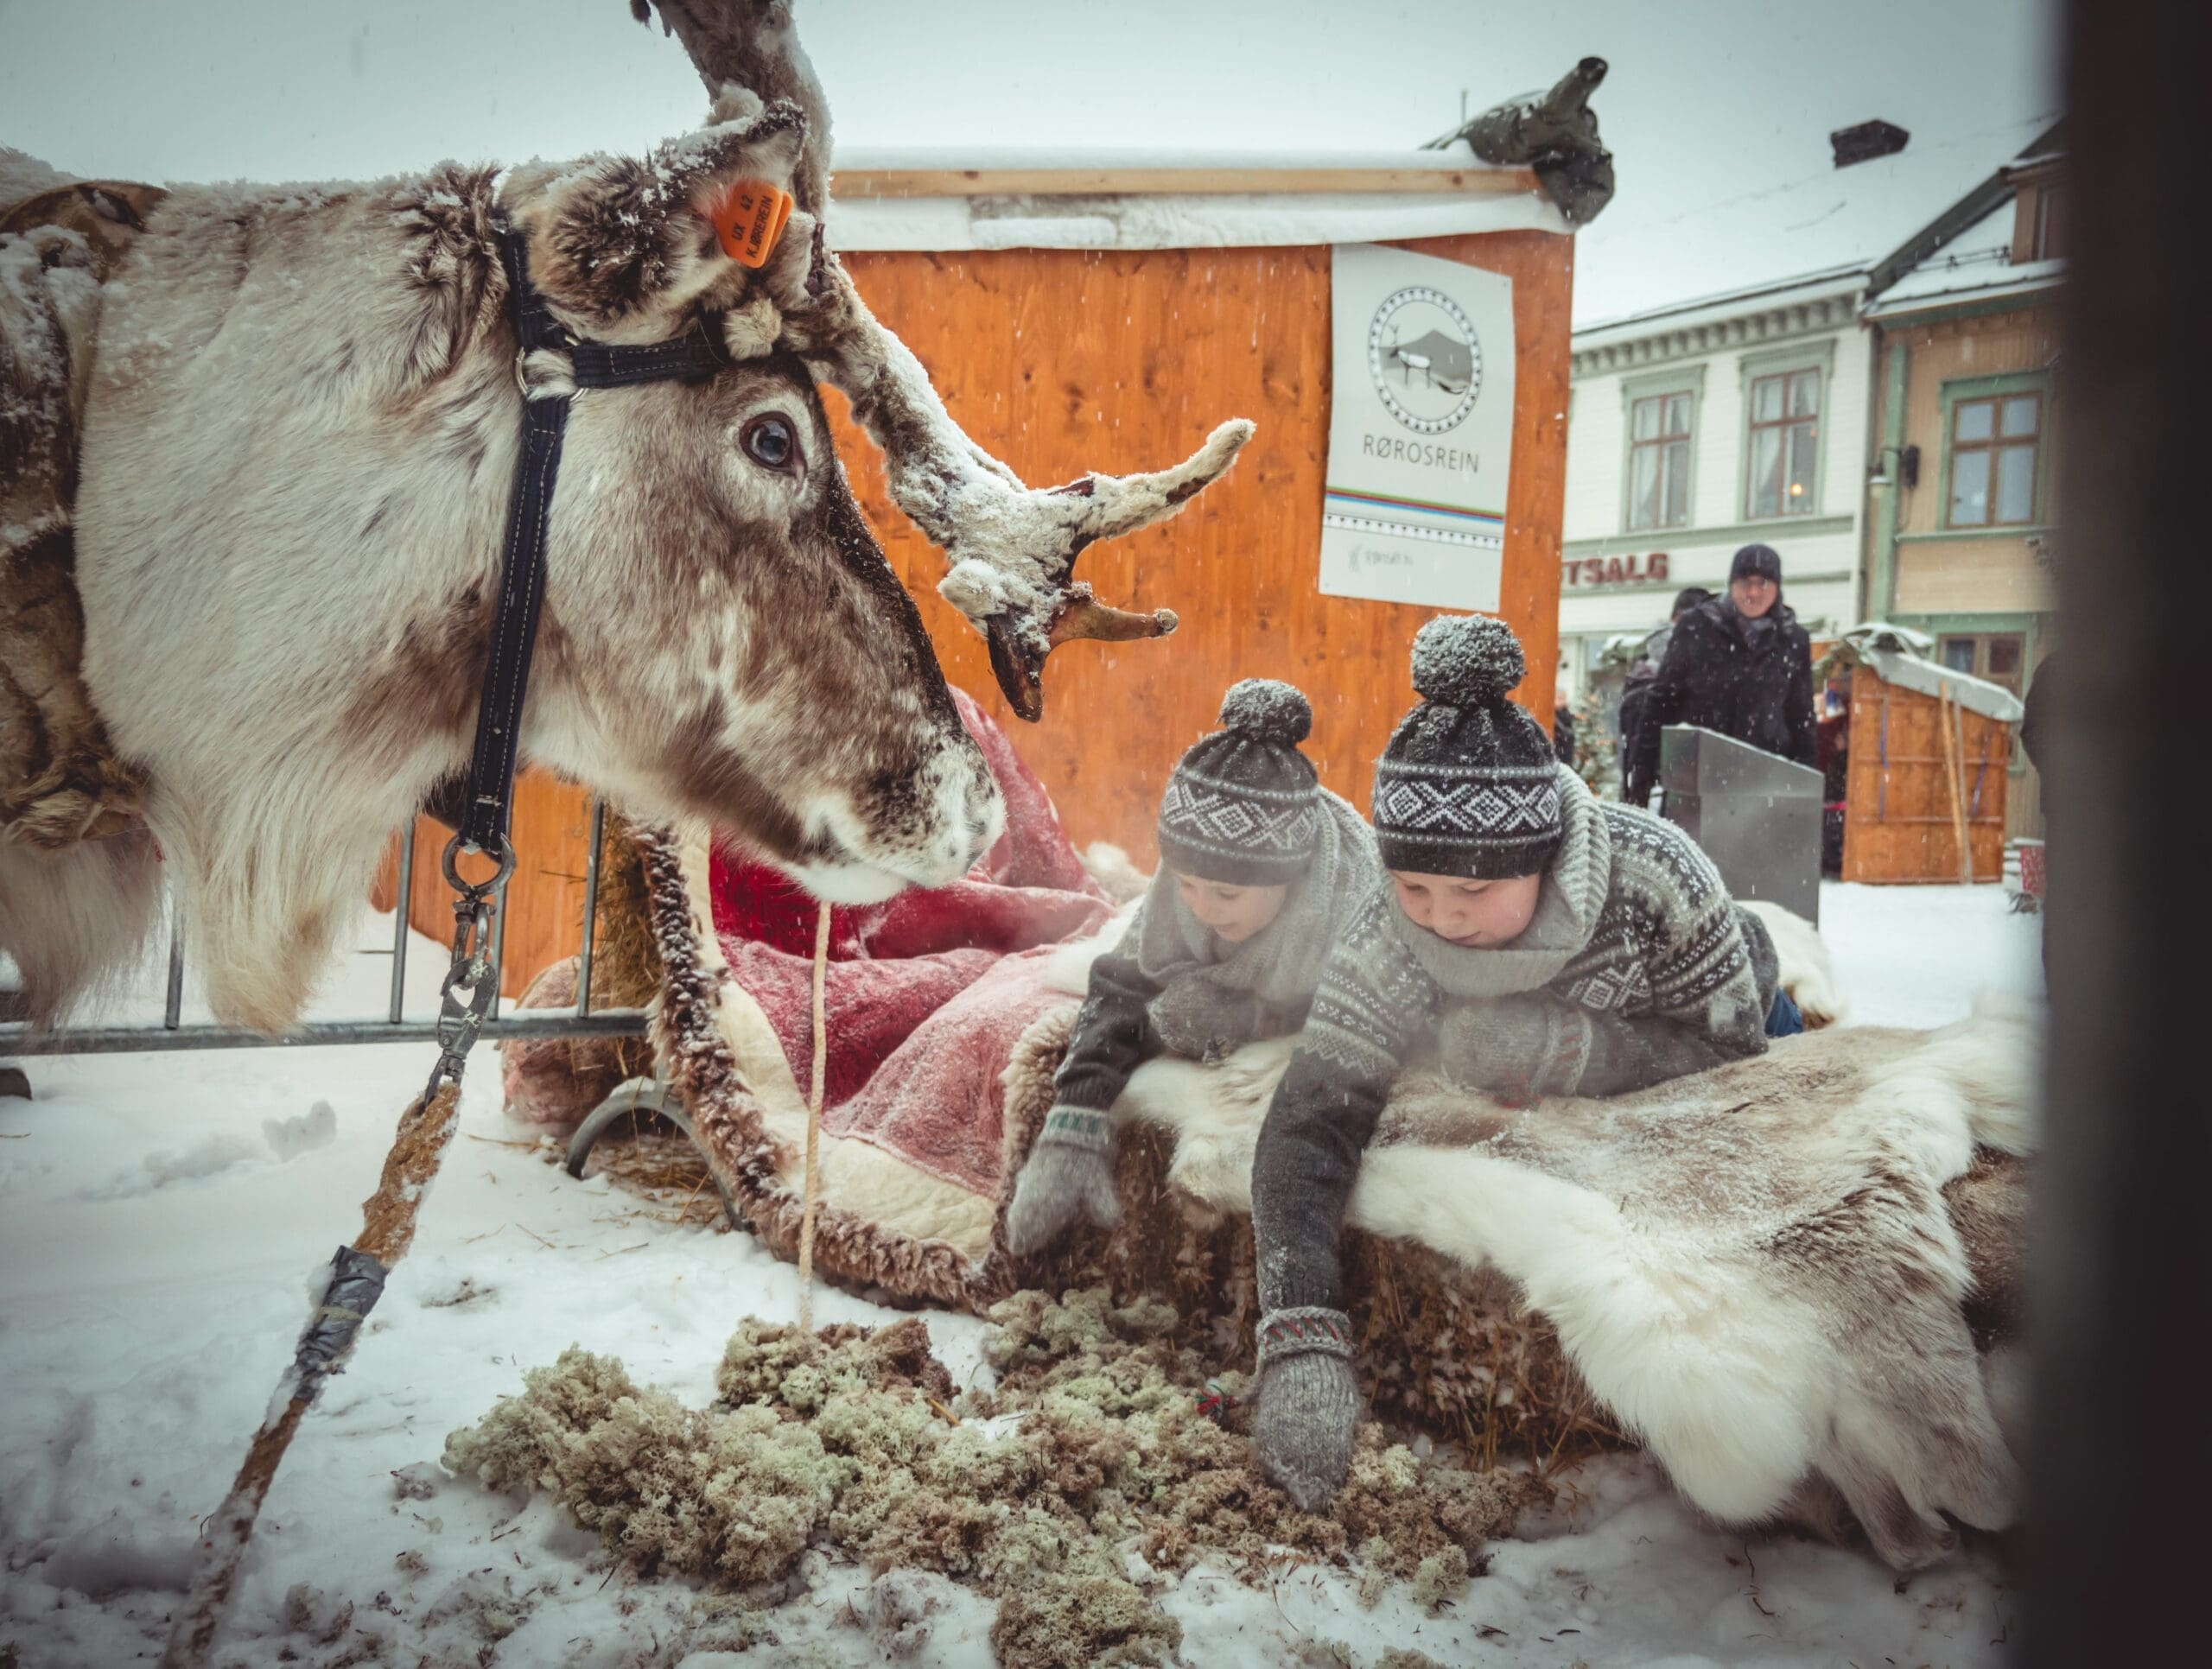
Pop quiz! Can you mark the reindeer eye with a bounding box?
[741,414,800,472]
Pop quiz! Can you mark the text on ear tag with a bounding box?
[709,180,795,270]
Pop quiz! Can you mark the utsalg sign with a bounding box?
[1563,551,1669,588]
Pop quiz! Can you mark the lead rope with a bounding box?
[797,899,830,1332]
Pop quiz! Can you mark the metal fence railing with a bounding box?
[2,799,649,1057]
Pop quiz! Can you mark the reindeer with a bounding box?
[0,0,1251,1037]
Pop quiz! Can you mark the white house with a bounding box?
[1556,114,2055,695]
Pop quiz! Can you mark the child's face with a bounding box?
[1173,873,1290,944]
[1390,869,1543,948]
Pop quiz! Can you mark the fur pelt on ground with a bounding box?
[1095,999,2031,1571]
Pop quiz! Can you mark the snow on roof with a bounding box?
[1571,115,2054,333]
[1824,624,2025,723]
[824,146,1567,251]
[1863,200,2062,315]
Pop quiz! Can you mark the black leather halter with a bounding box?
[451,222,734,871]
[423,224,734,1099]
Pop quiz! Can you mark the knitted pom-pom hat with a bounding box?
[1372,616,1564,879]
[1156,679,1323,885]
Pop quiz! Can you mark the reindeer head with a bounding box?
[500,17,1253,891]
[497,92,1001,898]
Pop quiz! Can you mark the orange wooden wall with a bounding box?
[1841,666,2012,884]
[381,230,1575,991]
[836,233,1573,860]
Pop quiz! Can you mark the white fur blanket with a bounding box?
[1108,995,2034,1571]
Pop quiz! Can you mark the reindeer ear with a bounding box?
[525,96,807,340]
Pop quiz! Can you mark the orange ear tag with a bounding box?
[708,179,796,269]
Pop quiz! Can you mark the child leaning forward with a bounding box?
[1246,616,1784,1507]
[1005,680,1380,1254]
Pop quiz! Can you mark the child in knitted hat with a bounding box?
[1005,679,1380,1256]
[1246,615,1782,1510]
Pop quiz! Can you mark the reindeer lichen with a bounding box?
[442,1289,1541,1668]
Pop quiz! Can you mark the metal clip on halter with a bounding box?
[424,834,516,1101]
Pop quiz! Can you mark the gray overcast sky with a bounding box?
[1,0,2062,321]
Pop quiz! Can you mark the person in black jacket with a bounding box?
[1626,545,1815,805]
[1616,586,1713,803]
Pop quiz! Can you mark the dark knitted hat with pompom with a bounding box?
[1157,680,1323,884]
[1373,616,1564,879]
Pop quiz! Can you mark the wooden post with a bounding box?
[1937,687,1972,884]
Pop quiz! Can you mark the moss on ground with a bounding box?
[444,1289,1541,1669]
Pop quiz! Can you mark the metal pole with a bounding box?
[576,798,607,1019]
[163,923,186,1031]
[487,864,512,1021]
[0,1012,649,1056]
[388,822,416,1024]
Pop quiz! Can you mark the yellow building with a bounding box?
[1862,126,2064,839]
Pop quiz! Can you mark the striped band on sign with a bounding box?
[1324,486,1503,549]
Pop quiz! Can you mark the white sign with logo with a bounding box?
[1319,243,1515,610]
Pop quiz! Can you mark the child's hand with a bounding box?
[1005,1107,1120,1255]
[1252,1307,1362,1510]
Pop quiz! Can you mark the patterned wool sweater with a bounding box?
[1252,775,1771,1313]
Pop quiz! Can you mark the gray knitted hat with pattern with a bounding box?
[1157,681,1323,885]
[1372,616,1563,879]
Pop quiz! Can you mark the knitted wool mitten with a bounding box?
[1004,1105,1120,1255]
[1251,1306,1362,1510]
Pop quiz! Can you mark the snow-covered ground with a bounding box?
[0,883,2043,1668]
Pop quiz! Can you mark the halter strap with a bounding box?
[453,223,728,863]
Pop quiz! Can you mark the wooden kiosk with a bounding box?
[379,149,1580,989]
[1824,625,2024,885]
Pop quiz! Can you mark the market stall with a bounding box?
[1821,624,2025,884]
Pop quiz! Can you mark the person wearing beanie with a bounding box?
[1247,614,1781,1510]
[1625,543,1816,805]
[1003,679,1381,1256]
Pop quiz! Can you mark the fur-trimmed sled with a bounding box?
[555,817,2031,1573]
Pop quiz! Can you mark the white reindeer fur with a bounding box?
[1743,898,1847,1026]
[1046,913,2033,1566]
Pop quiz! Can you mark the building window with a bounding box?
[1626,390,1693,530]
[1948,392,2042,527]
[1745,367,1820,518]
[1939,633,2024,696]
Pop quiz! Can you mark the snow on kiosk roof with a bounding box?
[824,146,1565,250]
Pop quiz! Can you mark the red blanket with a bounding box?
[707,689,1113,1194]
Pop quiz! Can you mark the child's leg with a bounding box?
[1765,989,1805,1038]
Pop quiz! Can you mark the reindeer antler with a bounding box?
[632,0,1255,718]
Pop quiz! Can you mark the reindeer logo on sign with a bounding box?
[1368,284,1482,435]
